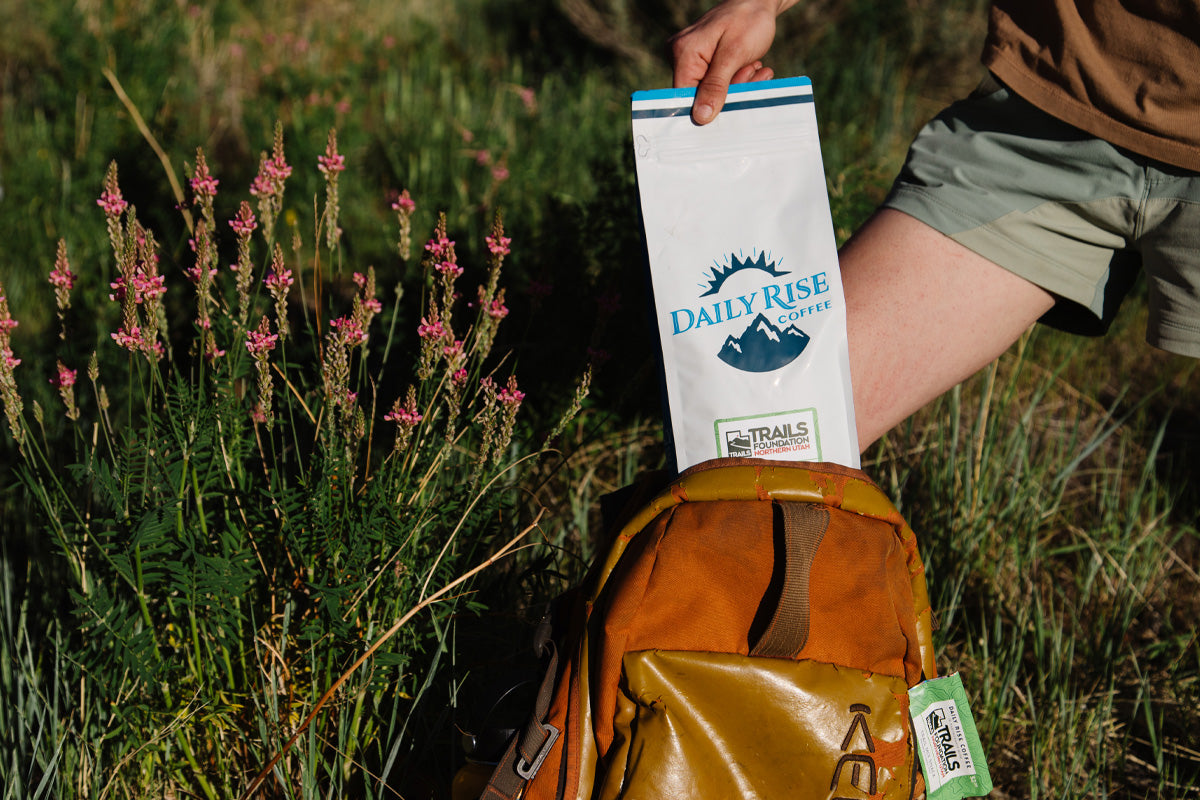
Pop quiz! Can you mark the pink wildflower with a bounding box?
[231,201,257,327]
[391,190,415,214]
[250,122,291,243]
[249,171,273,198]
[50,363,76,389]
[384,405,422,425]
[498,383,525,408]
[107,218,166,361]
[132,272,167,302]
[491,165,510,182]
[318,143,345,176]
[478,375,524,468]
[245,322,278,355]
[253,151,292,188]
[186,265,218,285]
[98,162,128,260]
[190,154,219,200]
[97,186,128,217]
[266,267,294,292]
[111,325,142,351]
[0,284,23,443]
[230,202,258,236]
[391,189,416,261]
[47,240,75,338]
[385,387,423,452]
[190,149,220,236]
[452,367,468,386]
[265,245,293,340]
[485,233,512,257]
[487,297,509,321]
[49,243,75,291]
[436,260,463,280]
[319,128,344,249]
[329,316,367,346]
[417,317,445,340]
[517,86,537,113]
[424,234,455,261]
[247,317,277,426]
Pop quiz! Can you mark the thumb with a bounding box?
[691,76,729,125]
[691,48,758,125]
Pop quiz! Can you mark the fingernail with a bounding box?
[694,103,714,124]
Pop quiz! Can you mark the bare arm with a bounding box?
[669,0,799,124]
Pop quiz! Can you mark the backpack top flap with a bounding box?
[589,458,935,681]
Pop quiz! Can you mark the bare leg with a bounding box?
[841,209,1055,449]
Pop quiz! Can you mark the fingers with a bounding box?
[692,59,777,124]
[668,0,780,125]
[731,61,775,84]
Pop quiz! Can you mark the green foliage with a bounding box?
[3,0,1199,797]
[868,331,1200,797]
[1,122,587,796]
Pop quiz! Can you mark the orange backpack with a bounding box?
[482,458,938,800]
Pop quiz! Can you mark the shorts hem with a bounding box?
[883,184,1104,317]
[1147,326,1200,358]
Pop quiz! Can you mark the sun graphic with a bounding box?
[700,251,789,297]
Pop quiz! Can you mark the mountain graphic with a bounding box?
[718,313,810,372]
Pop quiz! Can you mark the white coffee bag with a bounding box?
[632,76,859,470]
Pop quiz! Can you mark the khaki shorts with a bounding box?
[883,75,1200,357]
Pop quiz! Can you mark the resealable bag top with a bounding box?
[632,76,859,470]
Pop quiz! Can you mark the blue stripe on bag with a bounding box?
[631,93,813,120]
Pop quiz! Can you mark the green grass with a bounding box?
[2,0,1198,797]
[867,325,1200,797]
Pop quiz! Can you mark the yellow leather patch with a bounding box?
[599,650,916,799]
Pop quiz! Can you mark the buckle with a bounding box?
[515,723,560,779]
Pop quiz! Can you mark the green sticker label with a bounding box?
[909,673,993,799]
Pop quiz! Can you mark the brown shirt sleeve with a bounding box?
[983,0,1200,171]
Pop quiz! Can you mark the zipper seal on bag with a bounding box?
[648,127,816,163]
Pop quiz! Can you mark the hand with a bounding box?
[669,0,792,125]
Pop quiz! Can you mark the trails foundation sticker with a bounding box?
[909,674,993,799]
[715,408,821,460]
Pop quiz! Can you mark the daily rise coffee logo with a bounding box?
[667,250,833,373]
